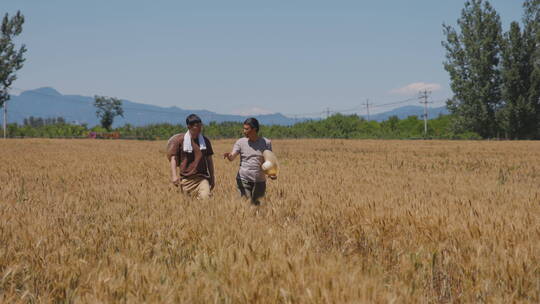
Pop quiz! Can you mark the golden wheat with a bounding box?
[0,139,539,303]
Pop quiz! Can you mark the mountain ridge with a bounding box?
[6,87,449,126]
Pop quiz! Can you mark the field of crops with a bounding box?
[1,139,539,303]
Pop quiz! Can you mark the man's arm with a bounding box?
[208,155,215,189]
[170,156,180,186]
[167,134,183,186]
[224,140,240,161]
[223,151,239,161]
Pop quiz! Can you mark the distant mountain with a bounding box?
[368,105,449,122]
[6,87,449,126]
[6,87,301,126]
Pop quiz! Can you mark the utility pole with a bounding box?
[325,107,331,119]
[418,90,432,137]
[2,101,7,139]
[364,99,372,121]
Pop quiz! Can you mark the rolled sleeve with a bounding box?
[204,137,214,156]
[166,134,182,162]
[232,139,241,154]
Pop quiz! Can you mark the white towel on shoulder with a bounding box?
[183,132,206,153]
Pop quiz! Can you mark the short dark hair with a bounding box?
[186,114,202,126]
[243,117,260,132]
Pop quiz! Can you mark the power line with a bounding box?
[327,97,420,115]
[283,110,326,117]
[371,97,418,108]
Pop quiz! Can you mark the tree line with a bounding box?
[4,113,481,140]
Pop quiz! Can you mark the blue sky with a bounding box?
[3,1,524,117]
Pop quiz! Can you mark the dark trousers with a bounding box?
[236,178,266,205]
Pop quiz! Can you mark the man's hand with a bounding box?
[171,176,181,187]
[223,151,238,161]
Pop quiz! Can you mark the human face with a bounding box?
[188,122,203,137]
[243,124,257,139]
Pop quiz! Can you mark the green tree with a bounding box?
[500,21,536,139]
[523,0,540,138]
[442,0,503,138]
[382,115,400,134]
[0,11,27,137]
[93,96,124,131]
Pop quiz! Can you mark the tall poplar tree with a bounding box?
[522,0,540,138]
[442,0,503,138]
[500,21,535,138]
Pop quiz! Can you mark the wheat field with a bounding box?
[0,139,539,303]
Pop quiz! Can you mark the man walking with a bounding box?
[167,114,215,200]
[223,118,274,205]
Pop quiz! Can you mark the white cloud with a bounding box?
[231,106,276,116]
[390,82,442,95]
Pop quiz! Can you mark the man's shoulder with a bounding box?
[166,133,184,159]
[261,137,272,147]
[167,133,184,145]
[202,135,212,144]
[235,137,248,145]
